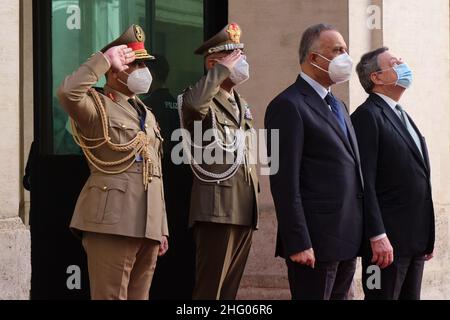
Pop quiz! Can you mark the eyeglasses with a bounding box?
[374,57,404,74]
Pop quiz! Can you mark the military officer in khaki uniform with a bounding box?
[179,23,259,300]
[58,25,169,300]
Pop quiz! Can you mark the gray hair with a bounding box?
[299,23,337,64]
[356,47,389,94]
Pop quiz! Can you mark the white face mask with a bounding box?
[229,56,250,85]
[118,67,153,94]
[311,52,353,84]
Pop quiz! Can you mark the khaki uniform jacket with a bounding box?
[181,64,259,229]
[58,52,169,242]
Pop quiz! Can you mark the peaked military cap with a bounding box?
[195,23,244,56]
[101,24,155,61]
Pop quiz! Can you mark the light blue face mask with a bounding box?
[379,63,413,89]
[393,63,413,88]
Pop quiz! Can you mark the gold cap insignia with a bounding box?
[134,25,145,42]
[227,23,241,44]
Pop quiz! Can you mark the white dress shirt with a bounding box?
[301,72,332,111]
[375,93,401,118]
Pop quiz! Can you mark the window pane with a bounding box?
[153,0,204,95]
[51,0,204,155]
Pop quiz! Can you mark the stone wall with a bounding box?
[0,0,31,300]
[382,0,450,299]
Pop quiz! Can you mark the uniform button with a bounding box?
[249,168,252,173]
[103,186,108,191]
[121,124,127,129]
[225,120,228,124]
[145,124,148,128]
[149,177,153,183]
[357,193,364,199]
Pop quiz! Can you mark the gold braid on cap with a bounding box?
[208,43,244,55]
[70,89,153,190]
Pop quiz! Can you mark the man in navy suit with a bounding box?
[351,47,435,300]
[265,24,364,300]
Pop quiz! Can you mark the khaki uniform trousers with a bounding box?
[192,222,253,300]
[82,232,159,300]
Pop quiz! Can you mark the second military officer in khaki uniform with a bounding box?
[179,23,259,300]
[58,25,169,300]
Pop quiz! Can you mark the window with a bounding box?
[51,0,204,154]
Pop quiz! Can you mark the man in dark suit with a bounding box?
[265,23,364,300]
[351,47,435,300]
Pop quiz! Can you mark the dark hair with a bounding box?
[299,23,337,64]
[356,47,389,94]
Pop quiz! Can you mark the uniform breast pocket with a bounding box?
[83,176,128,225]
[215,111,238,129]
[215,112,239,145]
[109,117,140,144]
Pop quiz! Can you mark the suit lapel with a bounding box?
[298,77,356,160]
[342,104,364,187]
[421,136,431,175]
[407,114,430,174]
[371,94,428,173]
[214,89,240,125]
[343,104,359,162]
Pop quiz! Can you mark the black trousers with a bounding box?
[286,258,357,300]
[362,255,425,300]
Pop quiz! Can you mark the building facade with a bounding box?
[0,0,449,300]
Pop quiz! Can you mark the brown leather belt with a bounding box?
[90,161,162,178]
[126,162,162,178]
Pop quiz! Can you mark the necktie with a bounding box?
[128,98,144,118]
[395,105,423,158]
[128,99,146,163]
[395,105,408,126]
[128,98,146,131]
[228,97,240,120]
[325,93,348,138]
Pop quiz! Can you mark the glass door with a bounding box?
[51,0,204,155]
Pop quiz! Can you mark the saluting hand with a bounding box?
[290,248,316,269]
[159,236,169,257]
[215,50,242,72]
[104,45,136,73]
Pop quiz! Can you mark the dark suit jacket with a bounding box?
[265,75,364,262]
[351,94,435,257]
